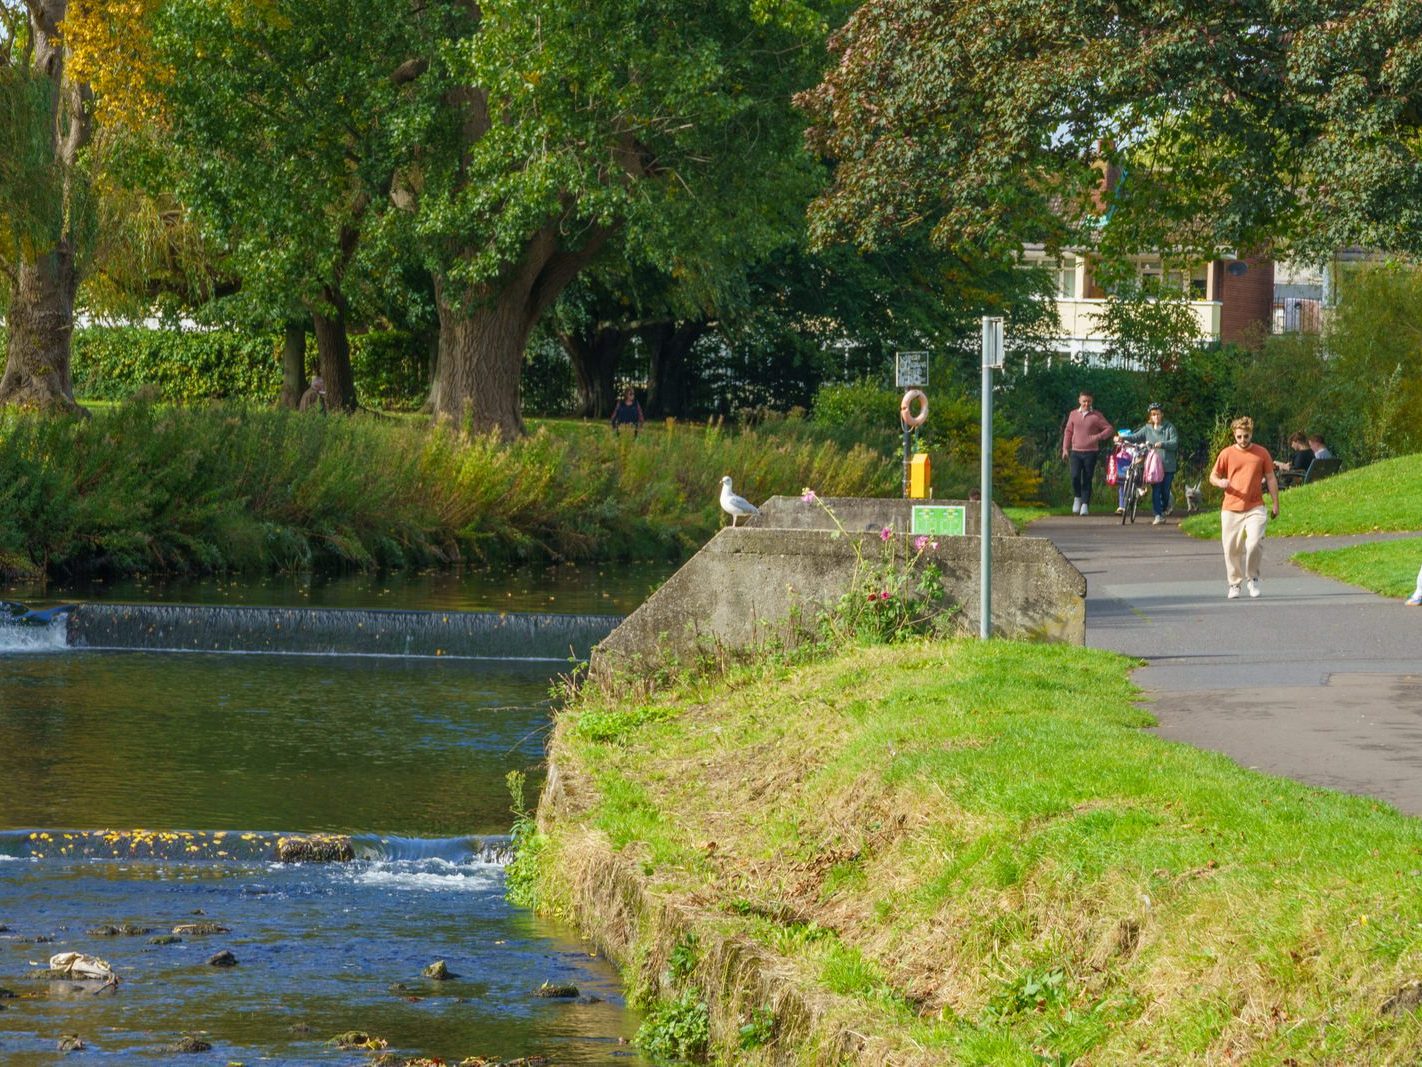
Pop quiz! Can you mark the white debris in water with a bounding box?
[351,859,502,893]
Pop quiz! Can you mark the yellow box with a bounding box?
[909,453,932,499]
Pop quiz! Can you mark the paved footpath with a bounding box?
[1033,511,1422,814]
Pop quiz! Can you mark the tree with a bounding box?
[0,0,93,412]
[413,0,834,438]
[796,1,1422,266]
[125,0,457,412]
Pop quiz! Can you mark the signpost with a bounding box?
[910,505,965,537]
[980,318,1003,640]
[895,351,929,388]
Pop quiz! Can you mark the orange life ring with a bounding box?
[900,389,928,428]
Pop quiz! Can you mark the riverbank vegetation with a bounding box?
[530,638,1422,1063]
[0,401,891,581]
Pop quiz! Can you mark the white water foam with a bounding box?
[0,622,68,654]
[350,858,503,893]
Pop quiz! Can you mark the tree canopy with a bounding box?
[798,1,1422,265]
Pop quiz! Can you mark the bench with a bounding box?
[1278,456,1341,489]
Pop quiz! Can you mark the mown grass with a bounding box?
[0,401,893,579]
[1179,452,1422,539]
[540,639,1422,1063]
[1293,537,1422,600]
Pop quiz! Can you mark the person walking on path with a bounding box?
[1121,401,1179,525]
[1209,416,1280,599]
[1061,391,1114,516]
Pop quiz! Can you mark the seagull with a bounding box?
[720,476,759,527]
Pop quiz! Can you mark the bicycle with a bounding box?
[1118,442,1150,525]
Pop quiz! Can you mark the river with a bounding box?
[0,563,673,1064]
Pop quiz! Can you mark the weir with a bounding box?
[0,602,621,660]
[0,829,512,865]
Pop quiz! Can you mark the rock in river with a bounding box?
[206,950,238,967]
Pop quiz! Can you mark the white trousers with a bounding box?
[1220,506,1268,587]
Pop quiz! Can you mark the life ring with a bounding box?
[900,389,928,428]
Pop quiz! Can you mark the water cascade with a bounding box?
[1,602,621,659]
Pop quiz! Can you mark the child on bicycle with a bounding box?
[1109,434,1134,515]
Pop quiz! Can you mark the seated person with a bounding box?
[1274,432,1314,485]
[1308,433,1333,460]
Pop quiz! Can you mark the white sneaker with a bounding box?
[1247,579,1261,598]
[1079,504,1088,516]
[1115,506,1125,515]
[1071,498,1081,514]
[1152,515,1163,525]
[1227,584,1241,599]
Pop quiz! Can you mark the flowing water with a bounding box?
[0,571,663,1065]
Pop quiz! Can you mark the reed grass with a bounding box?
[0,402,894,579]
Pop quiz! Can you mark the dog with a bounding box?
[1183,482,1203,514]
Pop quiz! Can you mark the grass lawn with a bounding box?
[538,639,1422,1064]
[1293,537,1422,600]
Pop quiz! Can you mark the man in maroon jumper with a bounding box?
[1061,391,1114,516]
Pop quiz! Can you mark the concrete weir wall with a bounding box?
[593,498,1085,674]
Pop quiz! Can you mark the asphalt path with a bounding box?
[1034,510,1422,814]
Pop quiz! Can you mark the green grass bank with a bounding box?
[1177,453,1422,599]
[0,401,892,580]
[525,640,1422,1064]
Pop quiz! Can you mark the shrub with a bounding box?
[636,991,710,1063]
[72,326,278,403]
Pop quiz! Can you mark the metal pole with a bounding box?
[902,422,912,498]
[980,317,1000,640]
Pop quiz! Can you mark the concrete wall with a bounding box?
[592,522,1085,676]
[748,496,1015,538]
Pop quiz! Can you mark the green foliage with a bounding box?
[348,331,429,411]
[811,382,1042,503]
[71,327,279,403]
[799,1,1422,270]
[574,703,679,745]
[668,933,700,984]
[635,990,711,1064]
[1097,282,1207,374]
[0,403,890,580]
[503,769,545,909]
[1317,264,1422,462]
[737,1005,776,1050]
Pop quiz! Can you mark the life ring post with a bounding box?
[900,390,928,497]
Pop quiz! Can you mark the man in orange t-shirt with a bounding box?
[1209,416,1280,599]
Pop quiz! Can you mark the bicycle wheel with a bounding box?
[1123,468,1139,524]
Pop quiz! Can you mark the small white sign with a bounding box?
[896,351,929,388]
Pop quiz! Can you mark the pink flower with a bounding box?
[801,488,817,503]
[930,540,939,550]
[878,591,892,601]
[880,526,893,541]
[914,535,929,552]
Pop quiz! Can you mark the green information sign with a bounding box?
[911,505,966,537]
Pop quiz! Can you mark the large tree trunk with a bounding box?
[434,221,610,438]
[279,323,308,409]
[561,325,630,419]
[0,0,91,413]
[645,320,705,419]
[309,289,358,413]
[0,250,83,413]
